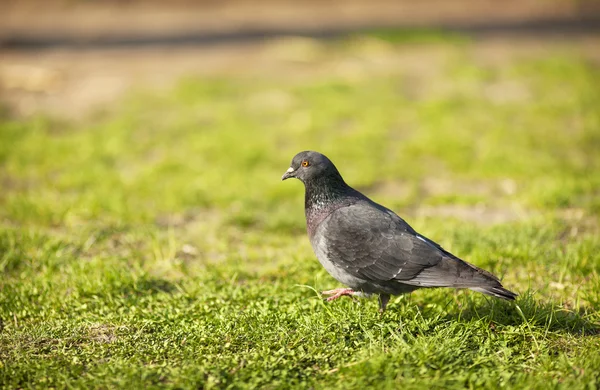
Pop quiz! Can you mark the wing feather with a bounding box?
[320,201,498,289]
[321,202,443,282]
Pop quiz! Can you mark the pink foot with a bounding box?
[321,288,356,302]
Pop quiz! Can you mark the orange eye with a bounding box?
[301,160,309,167]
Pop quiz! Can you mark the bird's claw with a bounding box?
[321,288,356,302]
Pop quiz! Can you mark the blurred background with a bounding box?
[1,0,599,117]
[1,0,600,265]
[1,0,600,267]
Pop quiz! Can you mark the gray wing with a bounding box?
[321,202,499,288]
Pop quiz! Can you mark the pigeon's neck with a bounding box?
[304,174,360,235]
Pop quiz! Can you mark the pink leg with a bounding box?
[321,288,356,302]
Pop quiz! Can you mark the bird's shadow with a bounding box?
[439,293,600,336]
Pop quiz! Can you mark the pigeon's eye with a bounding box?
[301,160,310,167]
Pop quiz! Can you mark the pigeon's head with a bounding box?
[281,151,341,183]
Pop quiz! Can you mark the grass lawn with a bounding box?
[1,33,600,389]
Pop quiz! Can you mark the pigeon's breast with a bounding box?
[309,218,366,289]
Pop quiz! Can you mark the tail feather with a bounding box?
[470,286,518,301]
[398,252,518,301]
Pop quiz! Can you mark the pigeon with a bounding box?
[282,151,517,312]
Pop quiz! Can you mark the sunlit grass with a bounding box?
[1,33,599,388]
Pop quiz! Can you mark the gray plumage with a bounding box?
[282,151,516,312]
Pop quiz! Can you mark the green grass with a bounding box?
[1,34,600,389]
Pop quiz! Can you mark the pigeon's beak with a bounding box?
[281,167,295,181]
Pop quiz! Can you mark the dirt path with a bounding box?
[3,0,597,41]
